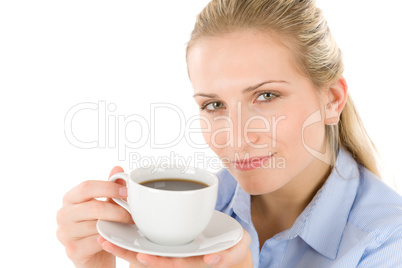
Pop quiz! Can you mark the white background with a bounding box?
[0,0,401,267]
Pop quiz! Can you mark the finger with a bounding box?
[203,229,251,267]
[66,220,99,239]
[135,253,205,268]
[65,234,104,264]
[97,236,107,244]
[69,199,134,224]
[109,166,127,188]
[101,240,147,267]
[63,180,127,205]
[57,220,99,244]
[109,166,124,178]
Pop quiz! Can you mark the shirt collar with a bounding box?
[276,146,361,259]
[230,183,253,225]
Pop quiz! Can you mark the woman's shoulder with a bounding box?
[349,165,402,245]
[346,166,402,266]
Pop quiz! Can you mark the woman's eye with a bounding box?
[200,101,224,112]
[255,92,277,102]
[205,102,223,110]
[207,102,224,109]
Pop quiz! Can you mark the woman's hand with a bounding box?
[56,166,133,268]
[99,228,252,268]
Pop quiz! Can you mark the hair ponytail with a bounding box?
[338,95,381,177]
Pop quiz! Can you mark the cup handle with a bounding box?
[108,172,130,212]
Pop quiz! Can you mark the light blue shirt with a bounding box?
[215,147,402,267]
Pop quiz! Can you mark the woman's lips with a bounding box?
[232,153,276,171]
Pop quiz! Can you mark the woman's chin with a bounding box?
[229,167,285,195]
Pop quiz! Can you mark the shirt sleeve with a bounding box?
[357,227,402,267]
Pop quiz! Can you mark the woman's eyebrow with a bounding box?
[242,80,288,94]
[193,80,288,98]
[193,92,219,98]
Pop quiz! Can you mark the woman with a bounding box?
[56,0,402,267]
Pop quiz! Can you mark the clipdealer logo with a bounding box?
[64,101,209,161]
[64,100,337,168]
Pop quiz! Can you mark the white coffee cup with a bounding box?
[109,164,218,246]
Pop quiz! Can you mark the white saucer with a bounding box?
[97,210,243,257]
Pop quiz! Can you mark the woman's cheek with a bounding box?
[201,118,228,152]
[274,112,307,155]
[300,105,327,153]
[301,118,326,152]
[200,115,214,145]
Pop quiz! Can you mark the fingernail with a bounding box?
[119,187,127,197]
[102,242,112,254]
[137,255,148,266]
[208,255,221,265]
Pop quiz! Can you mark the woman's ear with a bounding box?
[324,77,348,125]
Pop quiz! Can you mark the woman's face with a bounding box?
[187,31,328,195]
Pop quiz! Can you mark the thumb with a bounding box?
[107,166,127,203]
[109,166,124,179]
[109,166,126,187]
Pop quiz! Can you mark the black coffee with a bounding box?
[140,178,208,191]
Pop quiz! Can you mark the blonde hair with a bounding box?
[186,0,382,178]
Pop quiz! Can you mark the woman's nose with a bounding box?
[227,102,269,150]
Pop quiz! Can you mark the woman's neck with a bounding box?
[251,153,333,245]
